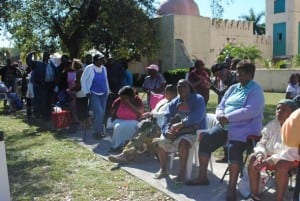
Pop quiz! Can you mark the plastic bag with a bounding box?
[238,168,251,198]
[149,92,164,110]
[258,172,270,194]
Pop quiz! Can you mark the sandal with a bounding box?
[154,169,168,179]
[245,194,261,201]
[174,175,185,184]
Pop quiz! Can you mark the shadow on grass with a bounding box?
[7,158,54,200]
[18,114,76,139]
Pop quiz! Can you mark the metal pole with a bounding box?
[0,131,11,201]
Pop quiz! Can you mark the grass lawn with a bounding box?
[1,114,171,201]
[1,92,285,200]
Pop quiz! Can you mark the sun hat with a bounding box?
[145,64,159,72]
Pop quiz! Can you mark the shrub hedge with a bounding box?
[133,67,211,87]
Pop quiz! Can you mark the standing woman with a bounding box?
[81,54,110,139]
[70,59,88,129]
[188,59,210,104]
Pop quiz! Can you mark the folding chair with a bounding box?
[292,145,300,201]
[259,160,299,196]
[220,134,261,182]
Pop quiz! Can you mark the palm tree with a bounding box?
[239,8,265,35]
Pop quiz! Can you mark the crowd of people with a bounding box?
[1,52,300,201]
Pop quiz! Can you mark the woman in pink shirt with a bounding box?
[110,86,144,151]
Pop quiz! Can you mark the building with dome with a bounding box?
[153,0,273,72]
[157,0,200,16]
[129,0,300,76]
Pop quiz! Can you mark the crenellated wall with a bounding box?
[209,17,271,67]
[211,19,253,34]
[129,14,272,74]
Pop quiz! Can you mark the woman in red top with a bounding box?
[110,86,144,151]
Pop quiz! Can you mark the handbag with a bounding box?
[165,126,197,141]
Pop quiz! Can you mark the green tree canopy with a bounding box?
[239,8,265,35]
[0,0,157,60]
[217,43,262,63]
[210,0,233,19]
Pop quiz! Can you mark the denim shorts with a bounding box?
[227,140,247,165]
[198,125,246,165]
[198,125,227,154]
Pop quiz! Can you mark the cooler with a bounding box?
[51,110,71,129]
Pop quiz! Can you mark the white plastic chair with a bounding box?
[0,93,9,110]
[169,130,214,179]
[0,93,8,102]
[169,113,218,179]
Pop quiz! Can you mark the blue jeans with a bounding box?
[198,124,246,165]
[90,93,108,133]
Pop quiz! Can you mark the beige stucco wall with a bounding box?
[129,14,272,74]
[173,15,211,66]
[210,19,272,63]
[254,69,300,92]
[156,15,175,72]
[157,15,271,71]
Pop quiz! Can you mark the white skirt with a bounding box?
[111,118,138,149]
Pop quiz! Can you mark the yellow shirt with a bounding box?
[282,108,300,148]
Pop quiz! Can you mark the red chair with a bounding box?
[260,160,299,195]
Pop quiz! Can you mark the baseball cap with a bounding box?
[278,99,298,111]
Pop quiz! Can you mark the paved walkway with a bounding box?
[67,128,292,201]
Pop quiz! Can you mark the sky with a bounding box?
[0,0,265,48]
[196,0,265,20]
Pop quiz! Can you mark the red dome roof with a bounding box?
[157,0,200,16]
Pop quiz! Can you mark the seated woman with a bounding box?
[108,84,177,163]
[110,86,144,151]
[187,61,265,201]
[153,79,207,183]
[246,99,298,201]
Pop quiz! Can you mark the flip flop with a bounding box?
[154,170,168,179]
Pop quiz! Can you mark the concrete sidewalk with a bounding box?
[68,129,291,201]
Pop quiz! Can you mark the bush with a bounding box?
[134,67,212,87]
[163,68,188,84]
